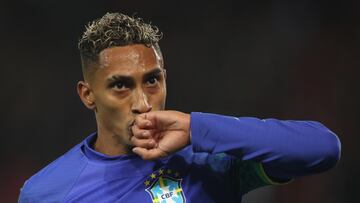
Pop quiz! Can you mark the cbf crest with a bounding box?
[144,168,186,203]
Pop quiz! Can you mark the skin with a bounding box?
[77,44,168,156]
[131,110,191,160]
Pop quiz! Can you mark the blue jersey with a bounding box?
[19,112,341,203]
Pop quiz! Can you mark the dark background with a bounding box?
[1,0,359,202]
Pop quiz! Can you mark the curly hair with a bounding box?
[78,12,163,79]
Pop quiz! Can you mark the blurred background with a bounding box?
[1,0,359,202]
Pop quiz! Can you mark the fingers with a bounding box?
[130,136,156,149]
[131,125,156,139]
[132,147,167,161]
[134,113,153,129]
[131,120,160,150]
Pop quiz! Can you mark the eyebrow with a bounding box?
[143,68,163,80]
[106,68,163,84]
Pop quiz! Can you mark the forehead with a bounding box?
[98,44,160,73]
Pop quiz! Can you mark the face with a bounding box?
[79,44,166,147]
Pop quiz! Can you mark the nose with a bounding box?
[131,89,152,114]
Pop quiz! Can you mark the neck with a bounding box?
[93,124,130,156]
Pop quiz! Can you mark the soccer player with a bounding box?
[18,13,341,203]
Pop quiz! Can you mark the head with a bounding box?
[77,13,166,150]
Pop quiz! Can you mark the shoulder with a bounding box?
[19,143,88,203]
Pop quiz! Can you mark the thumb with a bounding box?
[132,147,167,161]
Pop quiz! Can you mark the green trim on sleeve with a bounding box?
[232,160,270,195]
[255,163,293,186]
[231,160,293,195]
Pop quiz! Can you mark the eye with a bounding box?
[112,81,127,90]
[146,76,159,86]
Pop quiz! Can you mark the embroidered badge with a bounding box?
[145,168,186,203]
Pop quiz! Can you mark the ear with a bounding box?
[77,81,96,110]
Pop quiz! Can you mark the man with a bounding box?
[19,12,341,203]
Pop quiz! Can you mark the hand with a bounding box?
[130,110,191,160]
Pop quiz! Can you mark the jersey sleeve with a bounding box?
[18,183,30,203]
[190,112,341,182]
[229,160,291,195]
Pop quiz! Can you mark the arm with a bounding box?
[190,112,341,179]
[131,111,341,180]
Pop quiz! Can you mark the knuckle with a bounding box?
[148,140,154,146]
[143,131,149,137]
